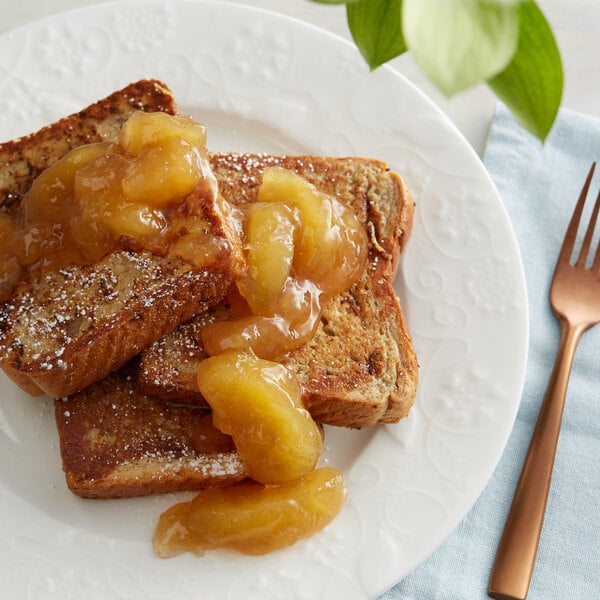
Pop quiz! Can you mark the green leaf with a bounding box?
[347,0,407,70]
[488,0,563,140]
[403,0,520,96]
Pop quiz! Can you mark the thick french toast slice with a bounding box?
[0,248,237,398]
[0,81,244,398]
[54,372,248,498]
[135,154,418,428]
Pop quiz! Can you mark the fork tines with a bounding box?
[559,162,600,269]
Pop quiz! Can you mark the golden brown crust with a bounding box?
[54,373,248,498]
[286,276,417,427]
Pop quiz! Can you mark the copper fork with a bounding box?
[488,163,600,600]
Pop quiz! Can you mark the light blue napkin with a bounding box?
[380,104,600,600]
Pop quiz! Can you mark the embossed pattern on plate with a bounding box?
[0,1,528,598]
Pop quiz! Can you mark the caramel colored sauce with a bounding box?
[0,111,218,302]
[188,413,237,455]
[200,167,368,360]
[201,277,322,360]
[197,350,323,485]
[153,467,345,557]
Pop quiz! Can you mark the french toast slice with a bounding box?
[0,248,238,398]
[54,372,248,498]
[0,81,245,398]
[135,154,418,428]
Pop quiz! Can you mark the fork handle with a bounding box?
[488,320,583,600]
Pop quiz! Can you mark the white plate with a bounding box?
[0,1,528,598]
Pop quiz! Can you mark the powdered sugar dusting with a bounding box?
[130,451,245,478]
[0,250,221,376]
[211,153,316,189]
